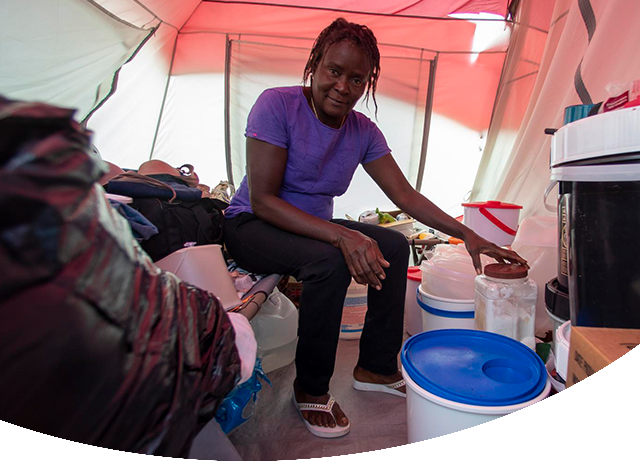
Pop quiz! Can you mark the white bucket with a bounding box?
[462,201,522,247]
[405,267,423,336]
[417,284,475,331]
[404,369,551,442]
[154,244,240,309]
[555,320,571,381]
[340,279,368,340]
[402,330,551,443]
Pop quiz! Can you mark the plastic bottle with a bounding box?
[250,287,299,373]
[474,263,537,349]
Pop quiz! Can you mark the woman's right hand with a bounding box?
[335,229,390,290]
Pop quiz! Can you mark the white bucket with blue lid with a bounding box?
[401,329,551,442]
[417,284,475,331]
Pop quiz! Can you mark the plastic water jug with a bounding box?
[250,288,298,373]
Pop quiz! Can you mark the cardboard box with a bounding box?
[566,326,640,387]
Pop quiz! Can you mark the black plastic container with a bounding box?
[567,178,640,327]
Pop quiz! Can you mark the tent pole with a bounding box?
[224,34,234,187]
[415,53,438,192]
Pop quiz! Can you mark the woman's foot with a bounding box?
[293,379,349,429]
[353,365,406,395]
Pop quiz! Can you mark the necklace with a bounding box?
[310,94,346,129]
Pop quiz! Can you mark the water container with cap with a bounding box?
[474,263,537,349]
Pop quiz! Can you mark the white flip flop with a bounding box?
[352,378,406,397]
[292,393,351,438]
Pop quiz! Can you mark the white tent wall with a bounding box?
[86,0,201,168]
[92,0,517,219]
[225,39,434,219]
[6,0,579,223]
[150,33,228,190]
[471,0,555,209]
[87,24,179,168]
[473,0,640,219]
[0,0,156,121]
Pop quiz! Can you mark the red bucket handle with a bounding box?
[479,207,518,236]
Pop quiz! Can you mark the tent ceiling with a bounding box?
[177,2,512,131]
[202,0,511,18]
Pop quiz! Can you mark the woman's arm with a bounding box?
[246,137,389,289]
[363,153,528,274]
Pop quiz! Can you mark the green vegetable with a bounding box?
[535,342,551,364]
[375,207,397,224]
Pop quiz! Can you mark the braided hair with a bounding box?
[303,18,381,115]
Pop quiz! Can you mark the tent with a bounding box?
[2,0,638,219]
[3,1,640,458]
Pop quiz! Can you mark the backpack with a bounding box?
[130,196,228,262]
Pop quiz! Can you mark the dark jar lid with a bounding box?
[484,263,528,279]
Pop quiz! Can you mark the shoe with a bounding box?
[352,378,406,397]
[292,393,351,438]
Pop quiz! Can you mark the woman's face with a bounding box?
[311,40,371,127]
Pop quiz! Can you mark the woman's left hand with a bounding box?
[463,231,529,275]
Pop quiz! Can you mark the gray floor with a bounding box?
[226,337,408,461]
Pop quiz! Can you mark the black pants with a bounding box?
[224,213,409,396]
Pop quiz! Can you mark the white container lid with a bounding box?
[550,163,640,182]
[551,106,640,168]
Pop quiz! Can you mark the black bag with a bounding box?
[131,197,228,261]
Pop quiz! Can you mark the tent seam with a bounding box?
[82,26,159,126]
[149,30,180,160]
[573,0,596,104]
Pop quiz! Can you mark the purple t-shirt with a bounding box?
[225,86,391,221]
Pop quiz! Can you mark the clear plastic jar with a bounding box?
[474,263,538,349]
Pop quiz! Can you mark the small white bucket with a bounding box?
[462,201,522,247]
[405,267,423,336]
[402,329,551,442]
[417,284,475,331]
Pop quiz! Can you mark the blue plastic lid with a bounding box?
[401,329,547,407]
